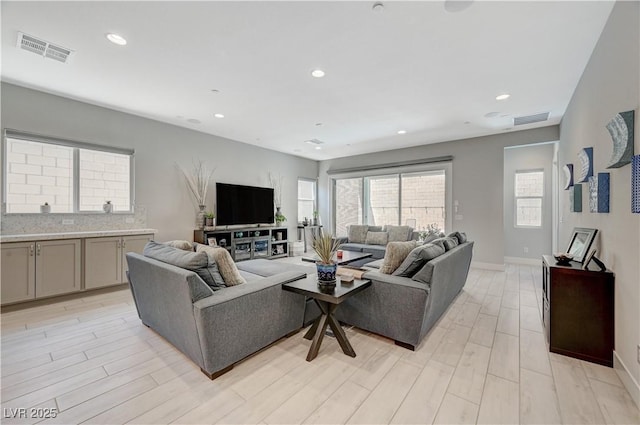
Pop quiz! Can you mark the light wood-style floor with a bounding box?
[1,263,639,424]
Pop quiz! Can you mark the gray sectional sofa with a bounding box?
[335,240,474,350]
[336,224,418,267]
[126,250,309,379]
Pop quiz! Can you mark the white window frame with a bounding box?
[330,162,452,235]
[514,169,544,228]
[297,177,317,224]
[2,129,135,214]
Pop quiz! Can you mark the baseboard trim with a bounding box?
[504,256,541,266]
[471,261,505,271]
[614,350,640,409]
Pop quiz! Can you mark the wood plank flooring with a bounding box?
[1,263,639,424]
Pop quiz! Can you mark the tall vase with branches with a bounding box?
[269,172,284,226]
[180,160,215,229]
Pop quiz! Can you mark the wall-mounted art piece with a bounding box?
[633,155,640,213]
[562,164,574,190]
[588,172,610,213]
[577,147,593,183]
[606,110,635,168]
[569,184,582,213]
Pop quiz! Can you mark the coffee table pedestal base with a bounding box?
[304,299,355,361]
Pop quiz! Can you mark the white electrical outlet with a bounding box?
[62,219,74,225]
[524,247,529,253]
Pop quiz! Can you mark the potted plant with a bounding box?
[275,210,286,226]
[312,231,340,289]
[205,211,215,227]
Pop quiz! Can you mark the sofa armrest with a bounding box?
[193,271,306,309]
[362,270,429,293]
[334,236,349,246]
[192,270,307,375]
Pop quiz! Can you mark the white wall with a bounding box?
[0,83,318,241]
[318,126,560,268]
[503,143,555,261]
[558,1,639,399]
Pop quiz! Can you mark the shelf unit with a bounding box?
[194,226,288,261]
[541,255,615,366]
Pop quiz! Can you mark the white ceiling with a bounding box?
[1,1,614,161]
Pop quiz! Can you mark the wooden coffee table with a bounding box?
[301,250,372,265]
[282,275,371,361]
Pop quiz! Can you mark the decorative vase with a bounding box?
[205,217,213,226]
[196,205,206,229]
[103,201,113,213]
[316,262,337,283]
[312,217,318,226]
[40,203,51,213]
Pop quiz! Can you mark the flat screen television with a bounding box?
[216,182,274,226]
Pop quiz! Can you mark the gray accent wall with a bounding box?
[0,83,318,241]
[558,1,639,395]
[503,143,555,261]
[318,126,560,267]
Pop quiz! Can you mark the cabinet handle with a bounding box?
[29,244,35,256]
[36,244,41,256]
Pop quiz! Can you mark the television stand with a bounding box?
[194,226,289,261]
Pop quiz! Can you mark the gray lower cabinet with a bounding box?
[84,234,153,289]
[1,239,81,303]
[1,242,36,303]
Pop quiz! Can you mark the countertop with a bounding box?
[0,229,157,243]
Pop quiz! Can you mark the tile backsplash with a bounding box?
[1,205,147,235]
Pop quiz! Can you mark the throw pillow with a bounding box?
[422,234,440,244]
[385,225,413,242]
[393,242,446,277]
[365,231,388,246]
[379,240,418,274]
[447,231,468,245]
[164,240,194,251]
[347,225,369,244]
[143,241,225,289]
[196,244,247,286]
[432,237,457,251]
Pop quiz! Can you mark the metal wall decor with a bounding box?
[577,147,594,183]
[606,110,635,168]
[588,172,610,213]
[569,184,582,213]
[562,164,574,190]
[633,155,640,213]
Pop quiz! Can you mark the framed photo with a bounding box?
[207,237,217,246]
[582,249,597,270]
[567,227,598,263]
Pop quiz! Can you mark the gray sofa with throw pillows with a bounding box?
[126,240,308,379]
[336,224,418,266]
[335,232,473,350]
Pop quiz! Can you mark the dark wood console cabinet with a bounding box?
[542,255,614,366]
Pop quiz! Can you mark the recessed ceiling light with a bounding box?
[311,69,325,78]
[397,130,407,135]
[496,93,511,101]
[315,122,323,126]
[214,113,224,118]
[372,3,385,13]
[211,89,220,93]
[106,33,127,46]
[187,118,201,124]
[464,121,471,125]
[315,146,322,150]
[484,111,500,118]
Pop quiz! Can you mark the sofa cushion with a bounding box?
[385,225,414,242]
[368,225,383,232]
[143,241,226,290]
[363,258,384,269]
[379,240,418,274]
[448,231,467,244]
[365,231,388,246]
[348,225,369,244]
[432,237,458,251]
[164,240,194,251]
[195,244,247,286]
[340,243,368,253]
[422,234,440,244]
[362,245,387,259]
[393,242,446,277]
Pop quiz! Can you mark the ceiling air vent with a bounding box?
[17,32,74,63]
[513,112,549,126]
